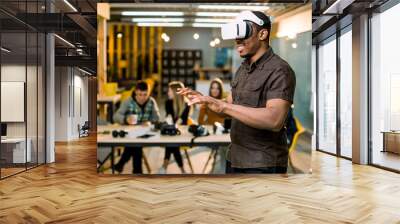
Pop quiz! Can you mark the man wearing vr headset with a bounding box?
[178,11,295,174]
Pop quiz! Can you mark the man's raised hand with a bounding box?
[177,87,227,113]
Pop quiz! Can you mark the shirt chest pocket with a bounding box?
[232,71,270,107]
[239,80,266,107]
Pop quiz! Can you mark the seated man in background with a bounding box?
[113,81,160,174]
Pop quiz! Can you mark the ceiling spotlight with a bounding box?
[76,49,84,55]
[164,36,170,43]
[210,41,216,47]
[122,11,184,16]
[137,22,183,27]
[214,38,220,45]
[161,33,168,39]
[117,33,123,38]
[292,43,297,49]
[194,18,233,23]
[192,23,224,28]
[132,18,185,23]
[196,12,239,17]
[197,5,270,11]
[193,33,199,40]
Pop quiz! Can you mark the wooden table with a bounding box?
[97,94,121,123]
[97,125,231,173]
[381,131,400,154]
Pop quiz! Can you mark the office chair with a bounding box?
[288,117,305,173]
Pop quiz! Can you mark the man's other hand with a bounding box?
[188,95,226,114]
[177,87,226,113]
[177,87,203,99]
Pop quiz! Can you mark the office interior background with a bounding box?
[96,2,312,174]
[0,0,97,179]
[313,0,400,172]
[0,0,400,222]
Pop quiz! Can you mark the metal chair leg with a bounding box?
[184,149,194,173]
[142,154,152,174]
[202,149,215,173]
[210,148,218,173]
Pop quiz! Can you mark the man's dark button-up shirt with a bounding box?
[228,47,296,168]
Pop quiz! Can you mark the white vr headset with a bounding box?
[221,11,266,40]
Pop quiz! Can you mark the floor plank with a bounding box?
[1,135,400,223]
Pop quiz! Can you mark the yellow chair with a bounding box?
[187,117,197,126]
[99,82,118,120]
[119,78,156,102]
[120,87,135,102]
[103,82,118,96]
[288,117,305,173]
[289,117,305,153]
[144,78,155,94]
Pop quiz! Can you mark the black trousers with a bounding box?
[115,147,143,174]
[225,161,287,174]
[164,147,184,167]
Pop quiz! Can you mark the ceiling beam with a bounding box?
[67,13,97,39]
[55,55,96,69]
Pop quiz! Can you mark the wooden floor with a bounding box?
[1,135,400,223]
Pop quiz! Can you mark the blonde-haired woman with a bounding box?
[160,81,191,174]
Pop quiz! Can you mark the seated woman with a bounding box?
[160,81,191,174]
[197,78,227,174]
[198,78,226,125]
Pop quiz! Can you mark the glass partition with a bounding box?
[27,30,38,169]
[0,0,46,179]
[317,35,337,154]
[38,32,46,165]
[370,3,400,171]
[339,27,352,158]
[0,26,28,178]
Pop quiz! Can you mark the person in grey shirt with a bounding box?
[113,81,160,174]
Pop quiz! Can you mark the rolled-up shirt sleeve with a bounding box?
[265,65,296,104]
[113,99,130,124]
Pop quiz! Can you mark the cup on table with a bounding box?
[214,122,224,135]
[126,114,138,125]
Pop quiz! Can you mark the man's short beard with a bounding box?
[240,53,253,59]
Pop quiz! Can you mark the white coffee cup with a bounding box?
[214,122,224,135]
[127,114,138,125]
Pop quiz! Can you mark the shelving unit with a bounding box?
[161,49,202,94]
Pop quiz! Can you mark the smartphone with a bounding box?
[137,134,155,139]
